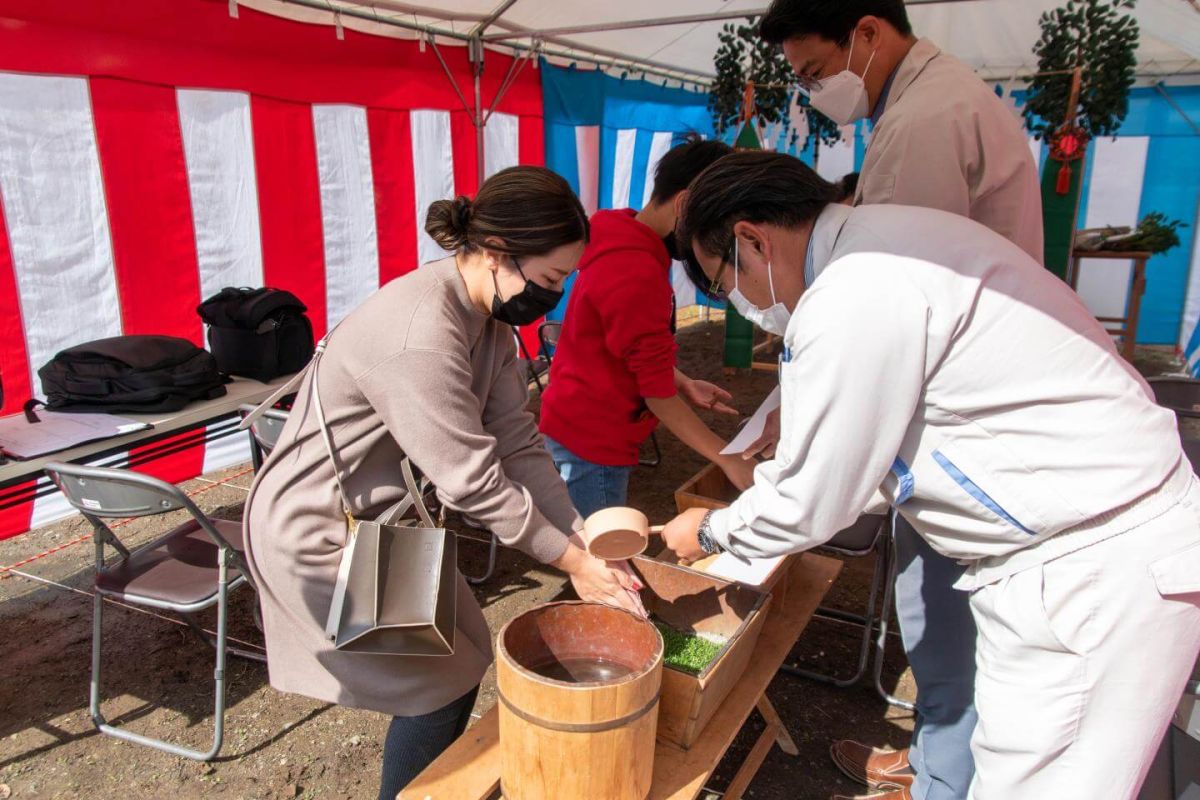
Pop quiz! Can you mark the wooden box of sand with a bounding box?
[630,555,771,750]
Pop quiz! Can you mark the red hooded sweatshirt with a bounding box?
[539,209,678,466]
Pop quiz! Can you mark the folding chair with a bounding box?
[238,404,290,471]
[782,511,914,710]
[466,322,560,585]
[537,320,562,361]
[44,462,265,761]
[1147,377,1200,419]
[539,319,662,468]
[512,327,549,393]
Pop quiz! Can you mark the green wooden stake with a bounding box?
[1041,148,1087,281]
[724,117,763,371]
[724,305,754,370]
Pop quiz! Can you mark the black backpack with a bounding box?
[197,287,315,382]
[39,335,227,413]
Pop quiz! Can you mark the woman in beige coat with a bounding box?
[244,166,641,799]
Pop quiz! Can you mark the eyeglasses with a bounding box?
[707,239,736,299]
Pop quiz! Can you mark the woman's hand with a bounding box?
[679,378,738,416]
[555,543,647,617]
[717,453,756,491]
[660,508,708,563]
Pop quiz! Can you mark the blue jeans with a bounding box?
[894,516,979,800]
[543,436,634,519]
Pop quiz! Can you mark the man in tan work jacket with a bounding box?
[754,2,1045,799]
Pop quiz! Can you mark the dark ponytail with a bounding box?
[424,166,589,257]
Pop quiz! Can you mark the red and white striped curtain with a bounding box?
[0,0,545,538]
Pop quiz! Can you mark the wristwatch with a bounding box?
[697,510,723,555]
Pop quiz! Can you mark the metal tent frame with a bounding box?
[255,0,974,187]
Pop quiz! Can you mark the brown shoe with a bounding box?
[830,788,912,800]
[829,740,914,790]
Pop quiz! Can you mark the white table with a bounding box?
[0,375,293,519]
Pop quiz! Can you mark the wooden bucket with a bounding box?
[496,601,664,800]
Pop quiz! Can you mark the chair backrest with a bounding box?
[238,404,290,457]
[822,513,889,557]
[44,461,239,553]
[538,321,563,362]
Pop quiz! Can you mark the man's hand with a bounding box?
[678,378,738,416]
[660,507,708,563]
[741,407,781,461]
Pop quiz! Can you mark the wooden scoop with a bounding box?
[583,506,665,561]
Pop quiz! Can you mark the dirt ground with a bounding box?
[0,318,1188,800]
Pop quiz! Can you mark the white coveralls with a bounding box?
[708,202,1200,800]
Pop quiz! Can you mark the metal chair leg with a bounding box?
[780,533,887,687]
[465,534,499,585]
[639,431,662,467]
[873,521,916,711]
[90,562,236,760]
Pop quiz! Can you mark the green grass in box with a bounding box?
[654,621,724,674]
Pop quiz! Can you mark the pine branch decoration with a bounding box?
[708,18,842,150]
[1023,0,1139,141]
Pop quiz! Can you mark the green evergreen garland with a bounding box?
[1023,0,1139,141]
[708,18,842,150]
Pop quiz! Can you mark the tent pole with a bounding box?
[272,0,713,84]
[473,36,486,189]
[274,0,469,41]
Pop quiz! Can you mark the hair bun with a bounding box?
[452,196,472,232]
[424,195,473,251]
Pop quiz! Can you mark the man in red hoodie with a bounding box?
[540,137,753,518]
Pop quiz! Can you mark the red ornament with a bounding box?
[1048,126,1089,195]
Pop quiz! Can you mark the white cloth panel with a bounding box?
[1182,205,1200,370]
[641,131,675,208]
[670,261,698,309]
[484,112,519,179]
[1076,137,1150,324]
[312,104,380,329]
[177,89,264,303]
[575,125,600,215]
[202,423,255,476]
[1027,136,1044,173]
[815,136,856,183]
[411,109,455,266]
[177,89,266,478]
[611,128,637,209]
[0,73,122,400]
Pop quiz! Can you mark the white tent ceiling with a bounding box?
[244,0,1200,85]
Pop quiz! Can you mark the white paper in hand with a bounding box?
[720,386,781,456]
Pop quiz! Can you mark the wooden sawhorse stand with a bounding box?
[400,552,842,800]
[1067,249,1151,362]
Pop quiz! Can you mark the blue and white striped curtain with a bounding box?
[1012,85,1200,363]
[542,61,726,316]
[542,65,1200,362]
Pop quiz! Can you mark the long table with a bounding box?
[0,375,293,517]
[399,552,843,800]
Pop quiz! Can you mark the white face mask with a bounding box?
[805,33,877,126]
[727,237,792,336]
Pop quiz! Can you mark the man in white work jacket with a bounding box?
[665,151,1200,800]
[751,2,1045,798]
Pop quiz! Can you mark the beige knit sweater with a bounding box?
[244,256,581,716]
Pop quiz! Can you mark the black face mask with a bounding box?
[491,260,563,327]
[662,230,682,262]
